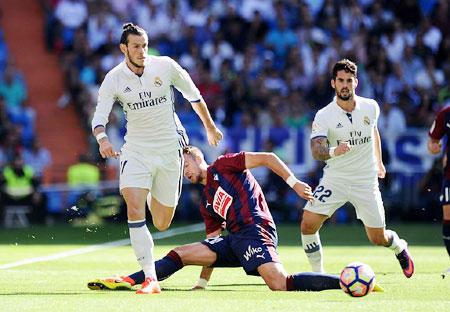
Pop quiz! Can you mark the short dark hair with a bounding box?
[332,59,357,80]
[183,145,204,158]
[120,23,147,45]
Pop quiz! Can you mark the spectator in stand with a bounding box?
[378,102,407,140]
[22,139,52,183]
[0,153,46,224]
[54,0,88,47]
[0,65,27,111]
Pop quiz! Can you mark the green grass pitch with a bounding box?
[0,223,449,312]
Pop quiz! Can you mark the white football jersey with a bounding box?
[310,95,380,182]
[92,56,203,153]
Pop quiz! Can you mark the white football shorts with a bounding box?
[119,147,184,207]
[303,176,385,228]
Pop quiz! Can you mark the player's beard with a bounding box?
[336,88,353,101]
[126,49,144,68]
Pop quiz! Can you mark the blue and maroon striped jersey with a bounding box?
[199,152,277,237]
[429,106,450,179]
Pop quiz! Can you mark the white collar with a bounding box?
[121,57,150,77]
[332,95,361,114]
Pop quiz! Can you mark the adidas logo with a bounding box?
[123,87,132,93]
[336,123,343,128]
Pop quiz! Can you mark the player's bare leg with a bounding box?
[300,211,328,272]
[122,187,160,294]
[173,243,217,266]
[257,262,340,291]
[365,226,414,278]
[147,194,175,231]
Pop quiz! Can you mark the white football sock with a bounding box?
[301,232,324,273]
[128,219,156,280]
[385,229,405,255]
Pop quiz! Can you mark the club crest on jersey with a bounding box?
[363,116,370,125]
[213,186,233,219]
[214,174,219,181]
[154,76,162,87]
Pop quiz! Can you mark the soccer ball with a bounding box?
[339,262,376,297]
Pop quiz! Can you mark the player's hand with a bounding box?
[206,126,223,147]
[190,285,206,291]
[377,162,386,179]
[428,141,442,155]
[335,141,351,156]
[98,139,119,159]
[293,181,314,202]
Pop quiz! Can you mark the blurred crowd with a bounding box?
[43,0,450,146]
[0,24,52,225]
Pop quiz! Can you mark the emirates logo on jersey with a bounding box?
[213,186,233,219]
[154,76,162,87]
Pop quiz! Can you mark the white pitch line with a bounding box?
[0,223,204,270]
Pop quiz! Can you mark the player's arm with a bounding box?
[168,57,223,146]
[192,228,222,290]
[191,100,223,146]
[91,76,119,159]
[310,137,351,161]
[428,116,444,155]
[373,127,386,178]
[244,152,313,201]
[428,138,442,155]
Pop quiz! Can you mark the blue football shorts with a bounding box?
[201,232,280,276]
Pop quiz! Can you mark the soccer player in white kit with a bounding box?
[300,59,414,278]
[91,23,223,294]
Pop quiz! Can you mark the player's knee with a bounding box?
[153,218,171,231]
[300,220,317,235]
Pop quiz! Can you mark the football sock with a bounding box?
[286,272,340,291]
[154,250,184,281]
[385,229,404,255]
[301,233,324,272]
[443,220,450,257]
[128,219,157,280]
[127,250,184,284]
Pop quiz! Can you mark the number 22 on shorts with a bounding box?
[313,185,333,203]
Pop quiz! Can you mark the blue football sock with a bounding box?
[127,250,184,284]
[286,272,340,291]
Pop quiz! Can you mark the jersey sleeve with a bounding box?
[91,73,116,131]
[373,100,380,127]
[200,202,224,235]
[168,57,203,103]
[213,152,246,173]
[429,108,446,140]
[310,111,328,139]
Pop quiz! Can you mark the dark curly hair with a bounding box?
[332,59,357,80]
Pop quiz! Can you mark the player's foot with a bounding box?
[441,267,450,279]
[372,283,384,292]
[87,276,133,291]
[395,241,414,278]
[136,277,161,294]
